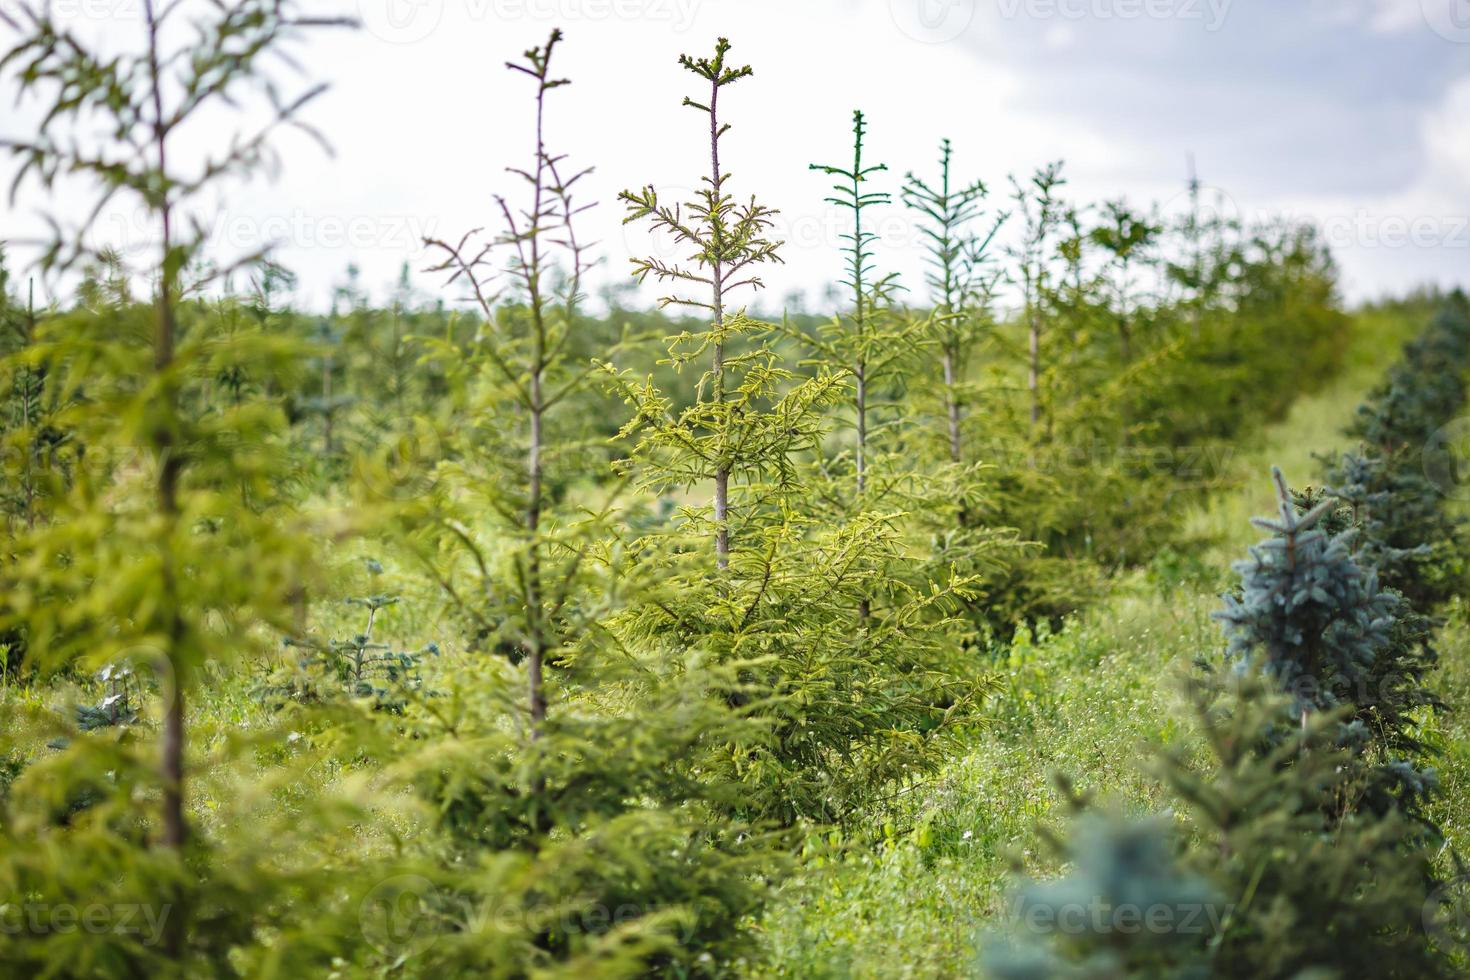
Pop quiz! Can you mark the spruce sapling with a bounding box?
[902,139,1006,465]
[1088,201,1158,364]
[620,36,784,569]
[1009,163,1066,434]
[424,28,600,757]
[385,33,787,973]
[1214,466,1397,720]
[0,0,347,967]
[807,109,904,501]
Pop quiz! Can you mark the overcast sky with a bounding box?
[2,0,1468,311]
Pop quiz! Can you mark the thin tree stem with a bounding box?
[709,68,730,571]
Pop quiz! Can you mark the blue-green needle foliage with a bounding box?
[1326,450,1435,580]
[991,671,1454,980]
[0,15,1458,980]
[1215,466,1398,717]
[1289,486,1442,766]
[259,570,437,714]
[1352,303,1470,457]
[1155,672,1451,980]
[1335,299,1470,606]
[984,811,1220,980]
[1218,470,1442,823]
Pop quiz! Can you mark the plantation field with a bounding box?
[2,6,1470,979]
[755,298,1470,977]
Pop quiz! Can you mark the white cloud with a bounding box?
[1,0,1466,308]
[1042,23,1078,49]
[1366,0,1428,33]
[1421,74,1470,193]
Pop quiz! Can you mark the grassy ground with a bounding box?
[748,302,1469,979]
[5,303,1458,978]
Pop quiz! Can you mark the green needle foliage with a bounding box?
[903,138,1007,467]
[0,1,353,972]
[898,139,1045,646]
[0,17,1451,979]
[795,111,975,627]
[1088,201,1159,365]
[1010,162,1067,435]
[806,109,910,502]
[418,26,602,749]
[618,36,786,569]
[0,251,72,537]
[341,32,789,976]
[610,43,995,828]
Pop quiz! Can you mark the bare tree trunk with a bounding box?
[148,0,186,854]
[22,279,36,530]
[855,363,867,496]
[527,400,545,704]
[850,131,869,621]
[322,352,333,454]
[527,382,546,736]
[1118,258,1133,363]
[145,2,187,962]
[708,73,730,571]
[1028,305,1041,430]
[942,350,962,463]
[526,63,551,754]
[1187,151,1202,341]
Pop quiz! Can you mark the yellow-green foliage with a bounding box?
[0,11,1454,980]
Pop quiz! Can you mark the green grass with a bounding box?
[4,301,1453,979]
[748,303,1452,979]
